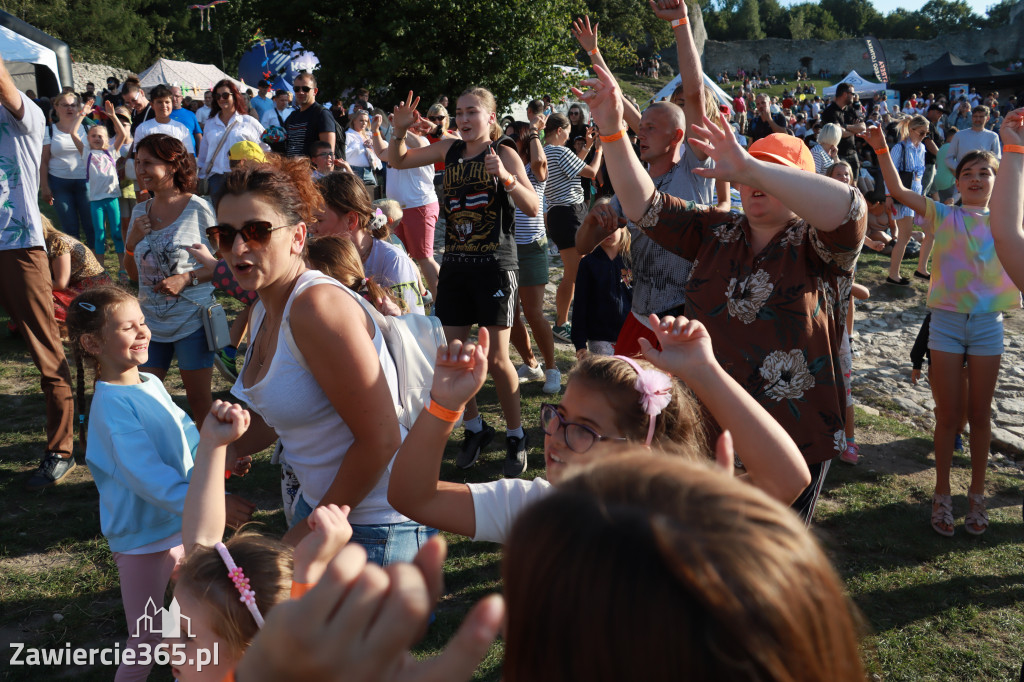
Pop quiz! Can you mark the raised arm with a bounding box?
[571,16,641,133]
[650,0,707,160]
[0,53,24,119]
[990,109,1024,289]
[388,91,450,169]
[105,100,131,150]
[182,401,250,552]
[69,111,87,155]
[575,129,603,179]
[527,112,548,182]
[387,330,490,538]
[860,126,928,216]
[640,315,811,504]
[490,145,541,217]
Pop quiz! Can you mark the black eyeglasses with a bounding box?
[294,86,313,93]
[428,116,445,123]
[216,92,233,100]
[540,403,628,454]
[206,221,292,251]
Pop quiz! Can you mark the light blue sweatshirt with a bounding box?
[85,373,198,553]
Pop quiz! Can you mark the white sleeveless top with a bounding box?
[231,270,408,525]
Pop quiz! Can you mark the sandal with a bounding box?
[886,275,911,286]
[965,493,989,535]
[931,493,954,537]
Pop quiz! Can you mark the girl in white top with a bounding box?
[72,101,131,264]
[388,315,811,544]
[214,155,428,563]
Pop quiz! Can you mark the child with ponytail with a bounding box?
[387,314,810,544]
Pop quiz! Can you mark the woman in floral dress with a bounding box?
[574,64,866,523]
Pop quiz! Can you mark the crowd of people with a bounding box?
[4,0,1024,677]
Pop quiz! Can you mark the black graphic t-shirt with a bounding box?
[442,137,518,271]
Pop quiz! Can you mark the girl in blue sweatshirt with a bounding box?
[67,286,251,682]
[572,225,633,358]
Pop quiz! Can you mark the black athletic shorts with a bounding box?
[434,267,519,328]
[546,202,587,250]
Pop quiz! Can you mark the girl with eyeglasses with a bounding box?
[387,314,810,544]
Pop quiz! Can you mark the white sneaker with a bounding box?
[518,363,544,382]
[542,367,562,394]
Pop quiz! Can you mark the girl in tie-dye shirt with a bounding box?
[868,129,1020,538]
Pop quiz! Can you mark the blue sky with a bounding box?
[779,0,996,17]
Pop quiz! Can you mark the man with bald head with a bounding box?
[169,85,202,152]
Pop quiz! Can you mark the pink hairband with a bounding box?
[215,542,265,628]
[613,355,673,447]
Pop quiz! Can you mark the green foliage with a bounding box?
[788,3,843,40]
[734,0,765,40]
[582,0,677,65]
[250,0,585,110]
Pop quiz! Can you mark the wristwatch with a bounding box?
[189,271,200,287]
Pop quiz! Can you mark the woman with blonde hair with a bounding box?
[41,91,93,246]
[884,114,929,285]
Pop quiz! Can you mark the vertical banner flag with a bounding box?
[864,36,889,84]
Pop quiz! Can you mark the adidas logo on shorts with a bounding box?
[493,289,505,298]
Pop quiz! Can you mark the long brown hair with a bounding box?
[316,172,386,238]
[211,79,248,117]
[503,454,867,682]
[305,235,404,311]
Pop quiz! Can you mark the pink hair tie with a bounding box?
[614,355,673,446]
[215,542,265,628]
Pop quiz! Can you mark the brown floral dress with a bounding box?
[635,186,866,465]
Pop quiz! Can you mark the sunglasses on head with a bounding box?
[294,86,313,93]
[216,92,233,100]
[206,220,292,251]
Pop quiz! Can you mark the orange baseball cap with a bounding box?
[748,133,814,173]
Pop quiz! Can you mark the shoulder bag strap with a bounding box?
[204,118,239,175]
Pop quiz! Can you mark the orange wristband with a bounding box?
[426,396,463,423]
[588,48,598,56]
[290,581,314,599]
[873,147,889,155]
[1004,144,1024,154]
[670,17,688,27]
[599,128,627,144]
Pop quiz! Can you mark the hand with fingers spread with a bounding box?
[234,537,504,682]
[638,314,716,382]
[687,114,754,184]
[648,0,687,22]
[571,64,624,135]
[392,91,423,135]
[292,503,353,584]
[571,16,599,53]
[431,328,490,411]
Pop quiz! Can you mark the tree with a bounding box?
[253,0,586,110]
[983,0,1018,26]
[787,3,842,40]
[820,0,882,36]
[582,0,676,66]
[758,0,789,38]
[734,0,765,40]
[919,0,980,34]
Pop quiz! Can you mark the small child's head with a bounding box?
[310,140,335,174]
[955,149,999,207]
[826,160,854,187]
[542,355,704,484]
[372,198,402,231]
[67,287,147,372]
[150,84,174,122]
[86,124,109,151]
[502,454,866,682]
[171,533,293,680]
[306,234,404,312]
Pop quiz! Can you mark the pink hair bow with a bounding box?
[614,355,673,446]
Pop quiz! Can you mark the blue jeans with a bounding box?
[291,495,437,567]
[349,165,376,186]
[49,174,92,246]
[207,173,227,199]
[142,325,215,371]
[90,197,123,255]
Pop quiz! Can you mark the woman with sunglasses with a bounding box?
[196,79,265,198]
[41,91,94,248]
[212,155,432,561]
[123,134,217,427]
[387,315,809,544]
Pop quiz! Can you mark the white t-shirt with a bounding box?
[468,477,554,543]
[385,136,436,210]
[196,105,212,128]
[134,118,196,155]
[43,123,89,179]
[84,147,121,201]
[363,238,425,314]
[345,128,373,167]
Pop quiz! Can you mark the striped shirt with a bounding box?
[543,145,586,208]
[515,166,546,245]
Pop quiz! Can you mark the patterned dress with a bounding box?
[635,187,867,465]
[46,232,111,323]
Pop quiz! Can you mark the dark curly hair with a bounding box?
[135,134,197,193]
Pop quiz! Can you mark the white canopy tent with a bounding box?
[0,24,60,93]
[647,73,733,111]
[139,58,248,98]
[822,71,885,97]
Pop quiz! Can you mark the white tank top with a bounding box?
[231,270,408,524]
